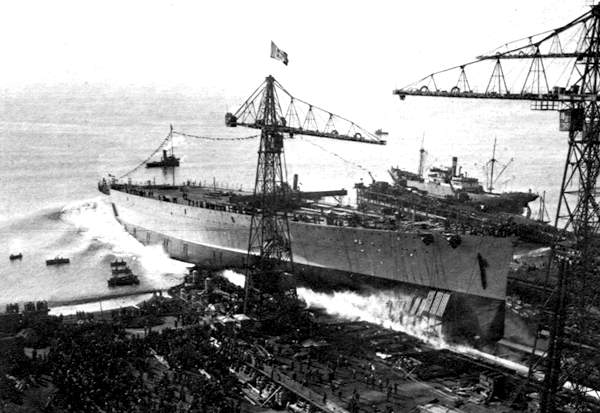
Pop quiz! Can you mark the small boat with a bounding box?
[46,257,70,266]
[108,260,140,286]
[9,253,23,261]
[374,129,389,136]
[108,273,140,287]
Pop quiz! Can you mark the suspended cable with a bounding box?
[118,130,259,179]
[118,131,173,179]
[273,79,381,142]
[299,136,374,177]
[399,8,593,91]
[172,131,259,141]
[484,28,556,56]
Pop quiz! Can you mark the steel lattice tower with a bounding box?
[243,76,294,312]
[543,8,600,411]
[393,4,600,411]
[226,75,385,314]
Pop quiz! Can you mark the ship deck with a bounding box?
[110,182,449,234]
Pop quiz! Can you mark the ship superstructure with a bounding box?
[390,153,537,215]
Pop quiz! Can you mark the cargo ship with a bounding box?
[389,140,538,215]
[98,177,513,342]
[390,157,537,215]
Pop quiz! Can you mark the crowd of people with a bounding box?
[1,267,430,413]
[46,322,244,412]
[0,270,313,412]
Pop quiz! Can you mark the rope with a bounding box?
[118,130,259,179]
[172,131,259,141]
[119,131,173,179]
[299,136,374,177]
[400,9,592,91]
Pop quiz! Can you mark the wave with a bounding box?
[0,203,65,228]
[59,197,189,280]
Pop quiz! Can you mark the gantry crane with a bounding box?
[394,5,600,412]
[226,75,385,312]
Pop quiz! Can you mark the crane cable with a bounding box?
[172,131,259,141]
[299,136,375,178]
[118,131,173,179]
[119,130,259,179]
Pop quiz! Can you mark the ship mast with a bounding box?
[170,124,174,157]
[417,134,426,178]
[170,124,175,187]
[488,137,497,193]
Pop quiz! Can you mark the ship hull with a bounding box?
[109,189,512,341]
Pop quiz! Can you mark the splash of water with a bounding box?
[297,287,531,375]
[219,266,531,375]
[297,287,450,349]
[60,197,189,279]
[221,269,245,288]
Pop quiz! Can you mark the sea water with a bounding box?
[0,84,566,310]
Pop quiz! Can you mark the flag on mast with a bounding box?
[270,41,289,66]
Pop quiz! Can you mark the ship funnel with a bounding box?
[163,149,168,159]
[293,174,299,191]
[451,157,458,176]
[418,147,426,178]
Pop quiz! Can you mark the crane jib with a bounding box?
[225,75,386,146]
[232,121,386,145]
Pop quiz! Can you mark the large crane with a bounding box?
[226,75,385,312]
[394,5,600,412]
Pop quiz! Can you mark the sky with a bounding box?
[0,1,588,100]
[0,0,591,216]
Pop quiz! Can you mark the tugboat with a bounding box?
[46,256,70,266]
[9,253,23,261]
[108,260,140,287]
[146,149,180,168]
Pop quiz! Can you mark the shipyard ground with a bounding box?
[0,269,550,413]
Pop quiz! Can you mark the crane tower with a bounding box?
[394,5,600,412]
[226,75,385,312]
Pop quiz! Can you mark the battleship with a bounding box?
[98,175,513,342]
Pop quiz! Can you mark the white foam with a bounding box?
[60,197,189,280]
[221,269,245,288]
[297,287,449,348]
[296,287,531,375]
[209,257,534,376]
